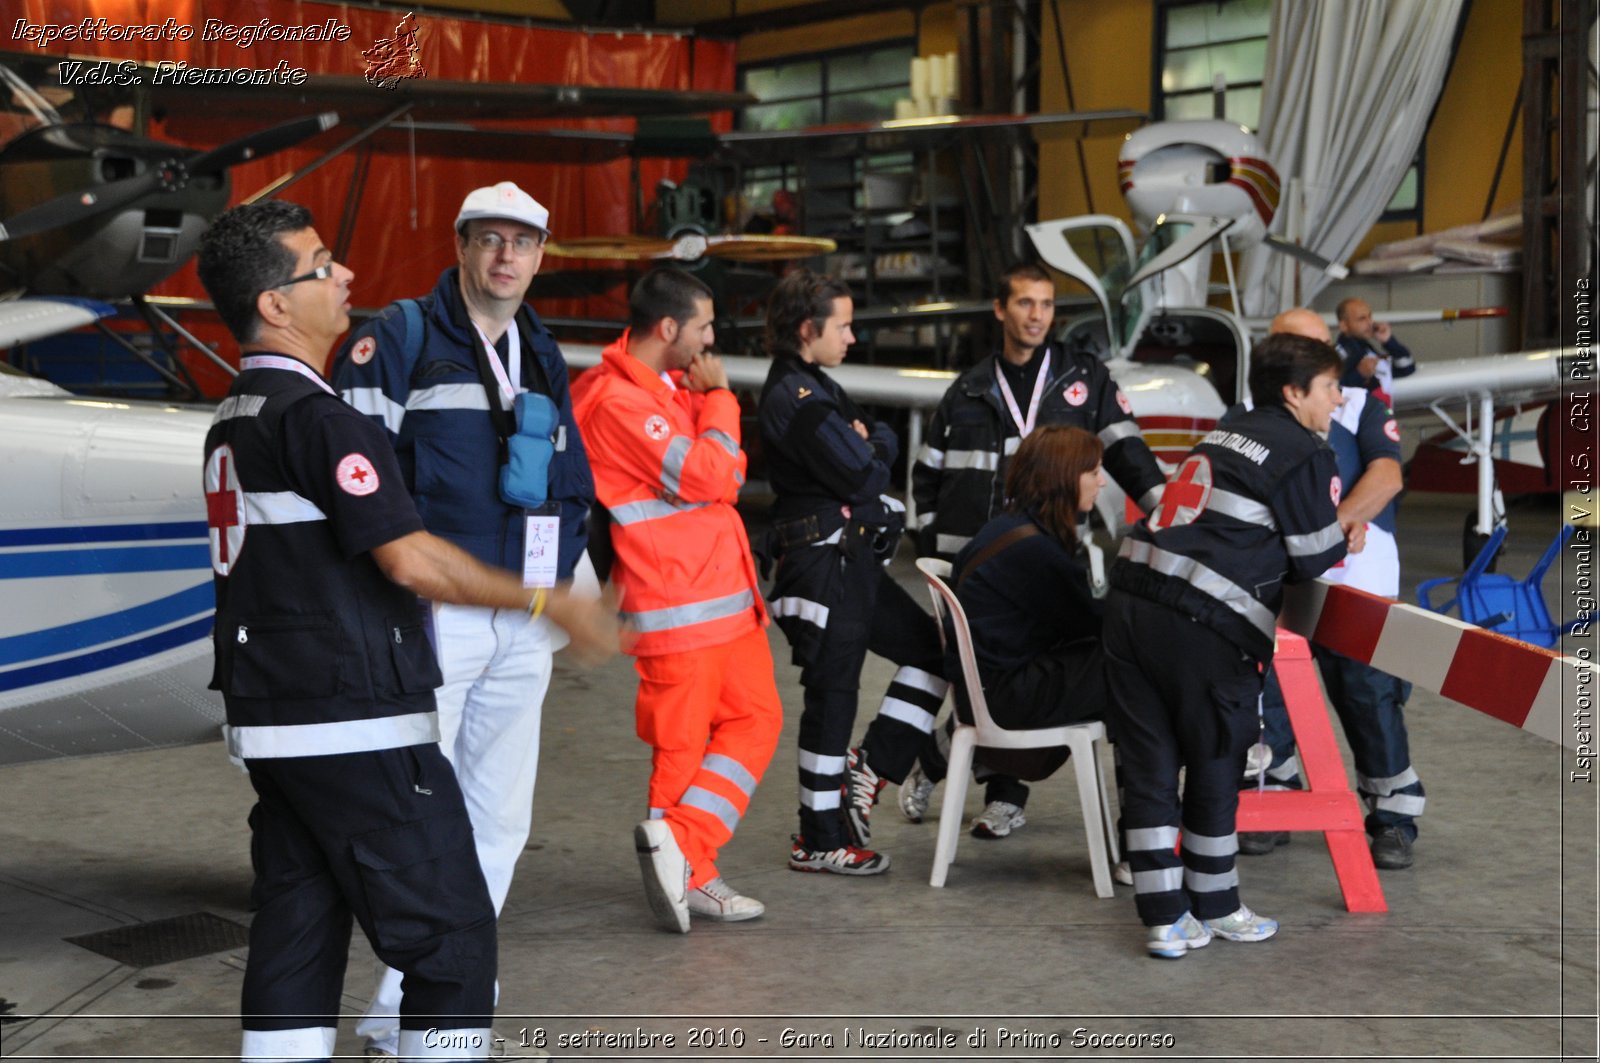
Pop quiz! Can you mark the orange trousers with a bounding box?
[633,626,784,888]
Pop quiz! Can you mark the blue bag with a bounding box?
[499,391,559,507]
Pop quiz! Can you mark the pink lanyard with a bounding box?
[995,350,1051,438]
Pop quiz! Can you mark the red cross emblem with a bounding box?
[644,415,670,441]
[1330,475,1343,505]
[1063,381,1088,406]
[1383,418,1400,443]
[337,452,380,496]
[351,336,376,365]
[204,444,246,575]
[1150,454,1213,530]
[1115,388,1133,415]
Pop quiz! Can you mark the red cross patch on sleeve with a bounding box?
[351,336,376,365]
[336,453,381,496]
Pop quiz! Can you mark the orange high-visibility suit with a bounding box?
[572,334,782,887]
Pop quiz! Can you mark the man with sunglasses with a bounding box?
[330,181,597,1058]
[199,200,618,1061]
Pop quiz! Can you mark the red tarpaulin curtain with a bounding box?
[13,0,736,392]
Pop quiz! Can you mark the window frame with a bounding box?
[736,38,918,133]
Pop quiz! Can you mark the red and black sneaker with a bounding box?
[843,746,888,848]
[788,835,891,875]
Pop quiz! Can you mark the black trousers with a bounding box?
[242,744,496,1045]
[1103,593,1263,926]
[796,556,947,849]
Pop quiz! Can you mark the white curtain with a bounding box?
[1238,0,1465,315]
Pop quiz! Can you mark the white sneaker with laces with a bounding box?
[1146,911,1212,959]
[634,819,690,933]
[687,876,765,921]
[1203,903,1279,942]
[898,765,936,823]
[970,800,1026,839]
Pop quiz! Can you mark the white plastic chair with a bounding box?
[915,557,1120,897]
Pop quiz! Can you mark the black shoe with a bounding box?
[1370,826,1414,869]
[1238,830,1290,856]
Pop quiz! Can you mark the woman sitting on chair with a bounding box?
[949,424,1110,744]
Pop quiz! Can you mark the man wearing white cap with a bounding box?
[331,182,599,1058]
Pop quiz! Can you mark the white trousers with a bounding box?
[356,553,598,1053]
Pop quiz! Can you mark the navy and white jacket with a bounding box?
[329,267,592,580]
[911,344,1166,559]
[1111,403,1347,662]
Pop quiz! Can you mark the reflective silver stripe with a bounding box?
[1119,539,1277,639]
[226,712,439,759]
[1099,420,1143,446]
[1207,489,1278,528]
[704,427,738,457]
[1184,867,1240,892]
[648,807,666,820]
[1359,766,1420,795]
[1285,522,1344,557]
[399,1028,494,1061]
[213,394,267,424]
[702,752,758,798]
[800,785,842,810]
[1133,866,1183,893]
[1137,485,1164,515]
[681,785,740,832]
[407,382,490,412]
[880,697,937,733]
[244,491,326,526]
[659,435,692,496]
[944,448,999,471]
[609,498,707,525]
[1372,793,1426,816]
[935,533,972,556]
[735,469,746,486]
[1126,825,1181,851]
[1182,831,1238,857]
[798,749,846,775]
[341,386,405,433]
[242,1027,336,1062]
[917,445,946,471]
[622,589,754,633]
[771,595,829,628]
[1268,754,1302,782]
[914,509,935,530]
[892,666,947,699]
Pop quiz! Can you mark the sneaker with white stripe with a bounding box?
[788,835,890,875]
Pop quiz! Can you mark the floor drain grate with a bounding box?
[66,912,250,967]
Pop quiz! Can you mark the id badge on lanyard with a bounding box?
[522,502,561,589]
[996,350,1051,438]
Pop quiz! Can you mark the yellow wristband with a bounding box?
[527,587,548,622]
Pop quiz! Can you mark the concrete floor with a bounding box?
[1,489,1596,1062]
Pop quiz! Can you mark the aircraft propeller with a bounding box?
[546,232,836,263]
[0,112,340,243]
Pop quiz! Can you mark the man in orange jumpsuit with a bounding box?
[573,268,782,933]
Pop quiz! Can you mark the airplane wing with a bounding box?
[0,296,115,348]
[1388,349,1581,410]
[719,108,1146,163]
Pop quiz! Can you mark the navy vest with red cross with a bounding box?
[1111,403,1346,662]
[204,357,441,759]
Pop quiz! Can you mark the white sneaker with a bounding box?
[970,800,1026,839]
[687,876,765,921]
[1203,903,1279,943]
[898,765,936,823]
[1146,911,1212,959]
[1113,860,1133,886]
[633,819,689,933]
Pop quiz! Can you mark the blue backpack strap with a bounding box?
[398,297,426,382]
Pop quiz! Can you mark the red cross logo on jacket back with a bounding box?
[205,445,247,575]
[1150,454,1212,530]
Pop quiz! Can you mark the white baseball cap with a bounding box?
[454,181,551,237]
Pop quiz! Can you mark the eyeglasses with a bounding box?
[279,262,336,287]
[469,231,545,256]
